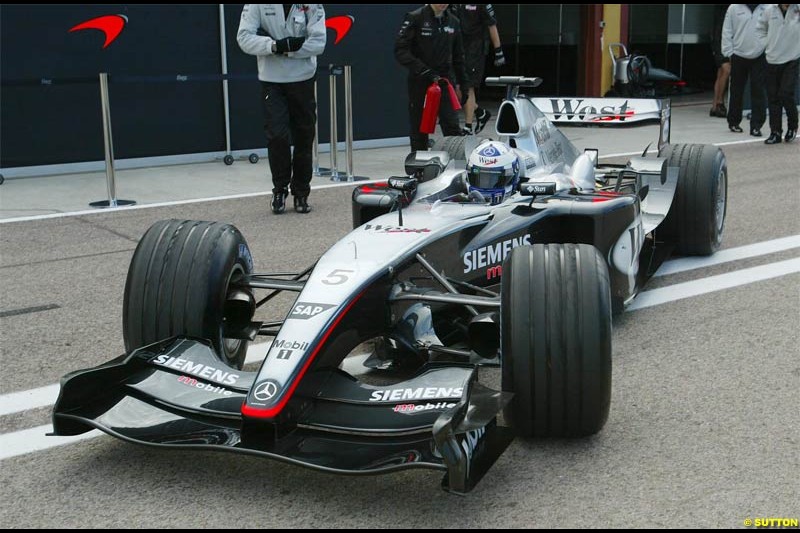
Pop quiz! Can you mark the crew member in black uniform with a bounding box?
[449,4,505,134]
[395,4,469,152]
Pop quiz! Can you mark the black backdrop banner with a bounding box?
[0,4,415,168]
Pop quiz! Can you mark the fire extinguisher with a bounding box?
[419,78,462,134]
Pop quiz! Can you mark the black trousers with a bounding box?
[765,59,799,134]
[728,54,767,130]
[407,77,461,152]
[261,77,316,197]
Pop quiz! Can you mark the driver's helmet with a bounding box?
[466,140,520,205]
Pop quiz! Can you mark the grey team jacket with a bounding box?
[237,4,326,83]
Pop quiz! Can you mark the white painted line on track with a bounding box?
[0,384,61,417]
[0,137,768,225]
[627,257,800,312]
[0,424,102,461]
[0,178,387,225]
[654,235,800,277]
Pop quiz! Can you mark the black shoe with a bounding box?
[474,108,491,134]
[710,104,727,118]
[786,129,796,143]
[750,127,762,137]
[294,195,311,214]
[729,124,743,133]
[764,132,782,145]
[271,189,287,214]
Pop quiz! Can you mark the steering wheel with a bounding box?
[627,55,652,86]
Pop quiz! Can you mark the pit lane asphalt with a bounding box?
[1,142,798,528]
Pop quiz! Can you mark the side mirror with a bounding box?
[583,148,599,167]
[388,176,418,192]
[519,182,556,196]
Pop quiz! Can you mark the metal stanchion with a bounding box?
[344,65,368,182]
[313,80,331,176]
[329,66,341,181]
[89,73,135,208]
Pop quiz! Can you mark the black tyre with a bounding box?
[248,153,259,164]
[223,154,235,166]
[660,143,727,255]
[432,136,475,161]
[123,219,255,369]
[501,243,612,438]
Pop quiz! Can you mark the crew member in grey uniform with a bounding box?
[755,3,800,144]
[722,4,768,136]
[238,4,326,214]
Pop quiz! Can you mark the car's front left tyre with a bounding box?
[123,219,255,369]
[500,243,612,438]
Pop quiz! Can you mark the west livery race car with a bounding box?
[52,77,727,493]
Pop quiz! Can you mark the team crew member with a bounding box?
[755,3,800,144]
[237,4,326,214]
[722,4,768,136]
[449,4,505,135]
[395,4,470,152]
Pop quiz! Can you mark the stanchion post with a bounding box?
[312,80,332,176]
[313,80,320,173]
[329,69,339,180]
[345,65,354,181]
[343,66,368,182]
[89,72,135,208]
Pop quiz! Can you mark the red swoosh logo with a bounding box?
[325,15,354,45]
[70,14,128,49]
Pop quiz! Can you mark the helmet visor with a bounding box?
[468,168,509,190]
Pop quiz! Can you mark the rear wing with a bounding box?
[531,97,671,153]
[485,76,671,154]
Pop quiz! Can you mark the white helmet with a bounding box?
[466,140,520,205]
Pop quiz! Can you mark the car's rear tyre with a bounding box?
[432,135,487,162]
[501,243,612,438]
[123,219,255,369]
[660,143,727,255]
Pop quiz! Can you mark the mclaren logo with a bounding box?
[69,14,128,49]
[253,381,279,402]
[326,15,354,45]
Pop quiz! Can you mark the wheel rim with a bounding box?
[714,166,727,235]
[221,264,247,364]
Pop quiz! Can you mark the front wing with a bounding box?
[52,337,513,494]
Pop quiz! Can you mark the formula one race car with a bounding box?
[53,77,727,494]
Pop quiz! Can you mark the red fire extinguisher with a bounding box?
[420,78,462,134]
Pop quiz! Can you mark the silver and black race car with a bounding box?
[52,77,727,494]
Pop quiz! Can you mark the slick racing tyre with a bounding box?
[432,135,486,162]
[659,143,727,255]
[123,219,255,369]
[500,243,612,438]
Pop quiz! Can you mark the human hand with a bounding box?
[493,46,506,67]
[275,36,306,54]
